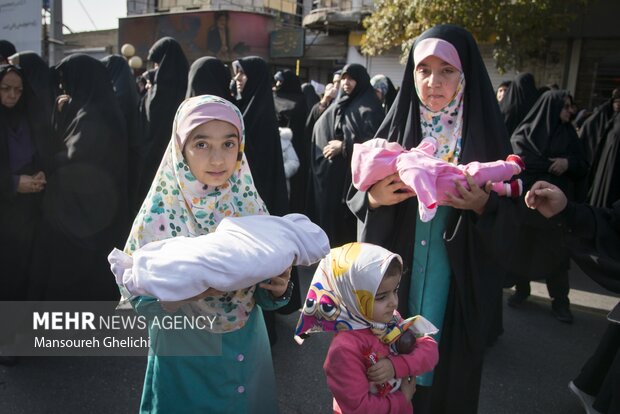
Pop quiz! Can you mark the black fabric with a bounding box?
[0,65,46,301]
[580,100,614,165]
[566,201,620,414]
[301,82,320,112]
[347,25,517,414]
[29,54,128,301]
[588,113,620,208]
[186,56,233,101]
[273,69,308,213]
[137,37,189,204]
[384,76,398,115]
[499,72,540,136]
[101,55,143,211]
[235,56,288,216]
[0,40,16,61]
[509,90,588,282]
[12,52,55,125]
[310,63,384,246]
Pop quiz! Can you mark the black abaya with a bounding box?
[29,54,128,301]
[510,90,589,280]
[235,56,288,217]
[186,56,233,101]
[310,63,384,247]
[588,113,620,208]
[499,72,540,136]
[137,37,189,204]
[273,69,308,213]
[347,25,517,414]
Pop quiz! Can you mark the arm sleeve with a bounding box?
[324,335,412,414]
[254,285,289,311]
[387,335,439,378]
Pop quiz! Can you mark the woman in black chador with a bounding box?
[137,37,188,204]
[273,69,308,213]
[232,56,288,217]
[9,52,56,125]
[0,65,49,301]
[509,90,588,320]
[29,54,128,301]
[101,54,142,212]
[347,25,518,414]
[309,63,384,246]
[588,110,620,208]
[499,72,540,136]
[186,56,233,101]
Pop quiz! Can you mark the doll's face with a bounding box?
[183,120,239,187]
[371,273,400,324]
[415,55,461,112]
[0,71,23,108]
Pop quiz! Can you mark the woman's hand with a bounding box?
[443,173,491,215]
[548,158,568,176]
[259,265,292,299]
[160,288,224,313]
[367,358,395,384]
[17,172,46,194]
[323,140,343,160]
[400,376,417,402]
[524,180,567,218]
[367,173,415,209]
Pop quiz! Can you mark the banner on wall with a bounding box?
[0,0,42,55]
[119,10,275,65]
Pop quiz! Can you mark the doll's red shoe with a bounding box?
[506,154,525,173]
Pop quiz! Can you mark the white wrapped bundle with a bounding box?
[108,214,330,301]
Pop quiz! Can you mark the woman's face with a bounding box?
[559,96,572,123]
[234,67,247,93]
[414,55,461,111]
[341,74,357,95]
[183,120,240,187]
[0,71,23,108]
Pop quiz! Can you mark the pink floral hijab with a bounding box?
[124,95,268,332]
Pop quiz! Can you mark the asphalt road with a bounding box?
[0,262,616,414]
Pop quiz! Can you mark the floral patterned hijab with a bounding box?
[414,38,466,164]
[295,243,437,343]
[124,94,268,332]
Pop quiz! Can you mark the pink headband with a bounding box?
[176,101,243,149]
[413,38,462,72]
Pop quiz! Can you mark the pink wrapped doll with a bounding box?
[352,137,524,221]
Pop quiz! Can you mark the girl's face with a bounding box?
[415,55,461,111]
[0,71,23,108]
[183,120,240,187]
[234,67,247,93]
[372,273,400,324]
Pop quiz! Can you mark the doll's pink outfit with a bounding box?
[352,138,524,222]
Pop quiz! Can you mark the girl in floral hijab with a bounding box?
[296,242,438,413]
[124,95,290,413]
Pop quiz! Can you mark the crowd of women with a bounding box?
[1,22,618,413]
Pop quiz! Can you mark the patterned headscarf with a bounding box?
[295,243,437,343]
[414,38,466,164]
[124,94,268,332]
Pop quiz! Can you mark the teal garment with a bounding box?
[409,206,452,386]
[135,290,287,414]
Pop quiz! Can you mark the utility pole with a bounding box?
[48,0,64,65]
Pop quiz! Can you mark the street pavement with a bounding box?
[0,262,617,414]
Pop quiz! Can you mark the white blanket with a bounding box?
[108,214,330,302]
